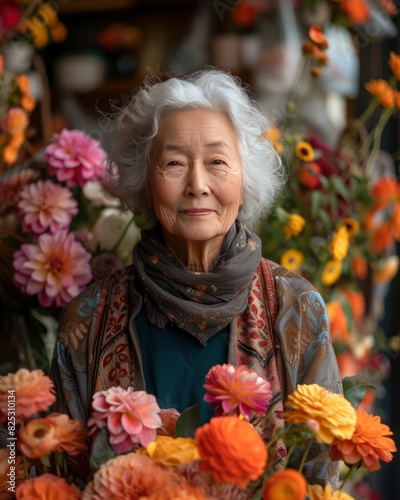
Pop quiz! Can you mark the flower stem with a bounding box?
[338,463,357,491]
[110,215,135,254]
[365,106,394,177]
[23,456,29,479]
[298,438,312,473]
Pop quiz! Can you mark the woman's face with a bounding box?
[148,108,243,252]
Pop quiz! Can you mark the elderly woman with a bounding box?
[51,69,341,487]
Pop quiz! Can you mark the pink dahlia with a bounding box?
[13,230,92,308]
[18,179,78,235]
[203,364,272,420]
[45,129,106,187]
[88,387,162,454]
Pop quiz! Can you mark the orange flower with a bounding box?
[372,255,399,285]
[365,79,395,108]
[308,25,328,50]
[232,2,258,27]
[1,107,29,135]
[16,74,30,94]
[389,51,400,80]
[262,127,283,155]
[326,301,349,342]
[329,227,349,261]
[370,222,394,254]
[20,94,36,112]
[308,483,355,499]
[297,162,322,188]
[330,409,397,471]
[351,254,368,280]
[262,468,307,500]
[0,449,24,498]
[139,435,200,466]
[0,368,56,424]
[82,453,205,500]
[340,288,365,323]
[371,176,400,206]
[18,417,59,459]
[195,416,267,487]
[47,413,87,456]
[391,202,400,239]
[339,0,370,23]
[15,473,81,499]
[2,144,19,164]
[284,384,357,444]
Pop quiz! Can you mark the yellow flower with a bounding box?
[281,249,304,271]
[337,218,360,238]
[308,483,355,499]
[295,141,315,162]
[284,384,357,444]
[321,260,342,286]
[329,227,349,261]
[138,435,200,466]
[284,214,306,238]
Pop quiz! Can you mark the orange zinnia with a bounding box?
[47,412,87,456]
[340,287,365,323]
[365,79,395,108]
[371,176,400,205]
[15,473,81,499]
[0,368,56,424]
[297,162,322,188]
[351,254,368,280]
[339,0,370,23]
[370,222,394,254]
[389,51,400,80]
[1,107,29,136]
[330,409,397,471]
[262,468,308,500]
[17,417,59,459]
[195,416,267,487]
[326,300,349,342]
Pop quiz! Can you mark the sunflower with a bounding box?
[281,249,304,272]
[295,141,315,162]
[321,260,342,286]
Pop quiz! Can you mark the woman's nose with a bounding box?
[185,164,211,197]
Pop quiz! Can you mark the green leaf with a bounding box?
[319,210,332,233]
[40,454,51,468]
[310,191,323,219]
[330,175,349,199]
[174,403,201,438]
[89,428,117,472]
[342,375,375,409]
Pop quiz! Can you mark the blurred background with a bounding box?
[0,1,399,498]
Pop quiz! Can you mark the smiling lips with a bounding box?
[181,209,215,216]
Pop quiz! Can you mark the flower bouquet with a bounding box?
[0,364,396,499]
[258,25,400,409]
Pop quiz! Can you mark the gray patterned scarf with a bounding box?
[133,221,262,345]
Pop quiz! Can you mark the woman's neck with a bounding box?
[163,234,225,272]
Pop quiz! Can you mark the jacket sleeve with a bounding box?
[49,277,106,424]
[272,264,342,489]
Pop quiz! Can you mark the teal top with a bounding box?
[135,306,229,424]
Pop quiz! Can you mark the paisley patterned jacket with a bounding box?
[51,258,342,487]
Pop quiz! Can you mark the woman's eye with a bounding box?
[212,159,225,165]
[167,161,181,166]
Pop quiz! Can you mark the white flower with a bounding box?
[89,208,141,261]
